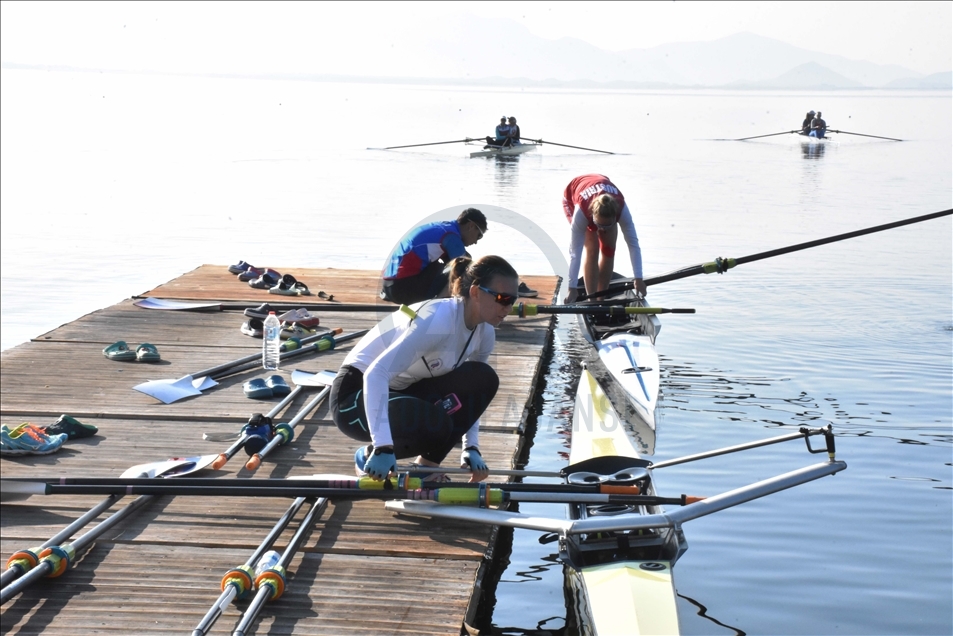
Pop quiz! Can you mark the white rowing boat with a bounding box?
[577,283,661,433]
[468,141,540,158]
[386,280,847,635]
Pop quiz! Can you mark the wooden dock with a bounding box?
[0,265,559,635]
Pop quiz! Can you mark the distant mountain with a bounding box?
[883,72,953,89]
[618,32,922,87]
[730,61,865,90]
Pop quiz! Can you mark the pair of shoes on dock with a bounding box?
[231,262,313,296]
[243,375,291,399]
[1,423,67,455]
[103,341,160,362]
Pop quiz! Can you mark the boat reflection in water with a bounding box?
[800,140,827,159]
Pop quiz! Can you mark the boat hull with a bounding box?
[469,142,539,158]
[567,367,681,635]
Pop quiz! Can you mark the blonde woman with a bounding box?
[562,174,645,303]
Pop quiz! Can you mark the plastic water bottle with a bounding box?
[262,312,281,370]
[255,549,281,576]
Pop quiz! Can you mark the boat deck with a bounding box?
[0,265,559,635]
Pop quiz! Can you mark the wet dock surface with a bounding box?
[1,265,559,635]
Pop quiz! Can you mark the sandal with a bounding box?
[136,343,161,363]
[249,269,281,289]
[103,341,137,361]
[243,378,273,399]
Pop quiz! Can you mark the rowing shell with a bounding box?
[469,142,539,158]
[578,281,661,434]
[566,367,682,635]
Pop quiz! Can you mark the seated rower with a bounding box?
[801,110,815,134]
[507,116,521,144]
[485,116,512,148]
[809,111,827,138]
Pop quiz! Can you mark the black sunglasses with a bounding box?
[478,285,517,306]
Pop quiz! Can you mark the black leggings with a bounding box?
[330,362,499,464]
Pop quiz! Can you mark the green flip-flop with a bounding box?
[103,341,137,361]
[135,343,161,363]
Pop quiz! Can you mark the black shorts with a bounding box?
[380,260,449,305]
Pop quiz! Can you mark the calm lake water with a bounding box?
[1,69,951,635]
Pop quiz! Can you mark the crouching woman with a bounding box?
[330,255,519,483]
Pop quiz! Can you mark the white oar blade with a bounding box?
[133,375,212,404]
[291,369,337,387]
[133,298,222,311]
[0,480,46,502]
[120,454,220,478]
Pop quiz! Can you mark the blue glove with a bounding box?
[461,447,488,473]
[363,446,397,481]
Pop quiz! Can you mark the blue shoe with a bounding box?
[1,423,67,455]
[265,375,291,397]
[354,445,370,476]
[228,260,255,274]
[243,379,273,399]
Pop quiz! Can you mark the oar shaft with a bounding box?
[733,130,798,141]
[513,303,694,316]
[645,208,953,287]
[0,494,154,603]
[380,138,475,150]
[829,129,902,142]
[192,497,308,636]
[210,330,365,381]
[232,497,328,636]
[532,138,614,154]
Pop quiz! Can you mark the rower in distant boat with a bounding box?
[562,174,645,303]
[801,110,816,134]
[485,116,513,148]
[810,111,827,138]
[506,116,521,144]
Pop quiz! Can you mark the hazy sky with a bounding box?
[1,1,950,76]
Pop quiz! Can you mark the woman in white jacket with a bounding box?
[330,255,519,483]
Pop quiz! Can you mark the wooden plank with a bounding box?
[141,264,560,306]
[0,265,559,634]
[0,543,477,634]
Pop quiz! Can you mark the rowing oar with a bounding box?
[191,496,312,636]
[511,303,695,317]
[245,386,331,471]
[369,138,480,150]
[133,329,365,404]
[135,297,397,312]
[0,455,217,603]
[580,208,953,299]
[728,129,800,141]
[529,138,615,154]
[231,496,329,636]
[827,128,902,142]
[0,454,215,588]
[211,384,306,470]
[1,477,702,506]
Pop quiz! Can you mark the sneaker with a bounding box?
[1,423,67,455]
[408,470,452,484]
[354,445,370,476]
[518,282,538,298]
[277,309,321,328]
[44,415,98,440]
[280,323,316,340]
[241,317,264,338]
